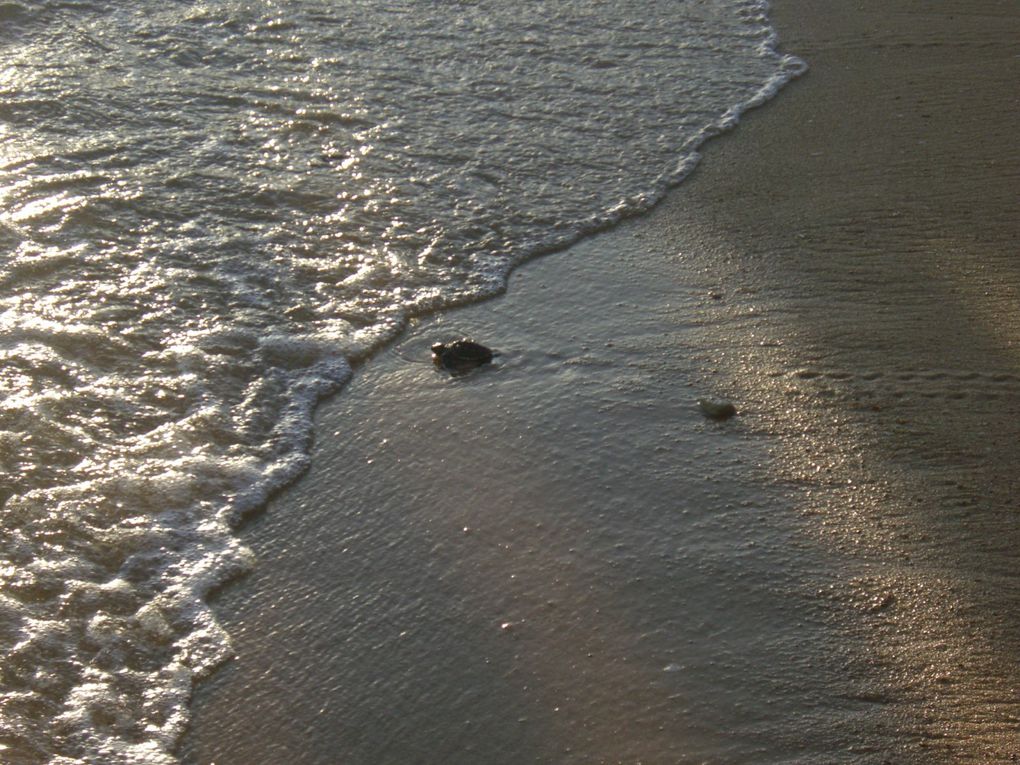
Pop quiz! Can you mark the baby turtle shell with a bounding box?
[431,339,494,373]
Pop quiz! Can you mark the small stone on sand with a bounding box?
[698,398,737,420]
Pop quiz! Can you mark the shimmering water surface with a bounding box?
[0,1,801,761]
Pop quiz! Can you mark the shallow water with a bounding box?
[0,1,801,761]
[186,231,864,765]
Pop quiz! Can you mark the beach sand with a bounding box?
[182,2,1020,763]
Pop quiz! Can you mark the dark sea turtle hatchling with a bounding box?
[698,397,737,420]
[431,339,495,372]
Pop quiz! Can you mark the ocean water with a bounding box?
[0,1,803,762]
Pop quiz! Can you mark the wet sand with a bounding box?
[183,2,1020,763]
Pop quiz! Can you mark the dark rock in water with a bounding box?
[431,339,495,373]
[698,398,737,420]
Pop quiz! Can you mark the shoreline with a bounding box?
[183,2,1020,763]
